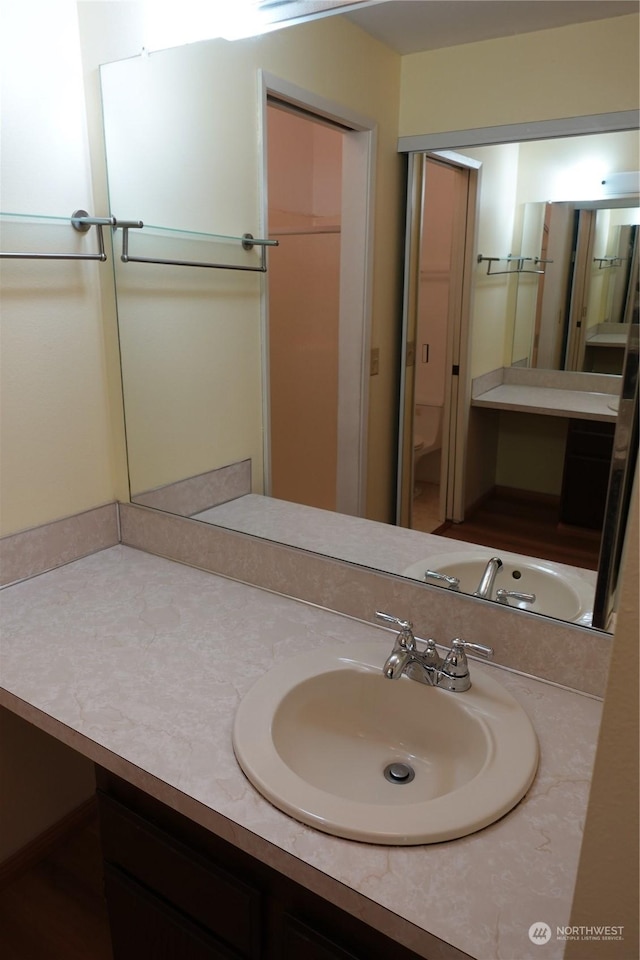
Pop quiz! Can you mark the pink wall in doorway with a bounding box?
[267,106,342,510]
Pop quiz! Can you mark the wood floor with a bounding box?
[434,488,601,570]
[0,812,113,960]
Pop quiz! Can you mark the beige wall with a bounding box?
[0,0,117,537]
[400,14,639,137]
[567,472,639,958]
[462,143,521,378]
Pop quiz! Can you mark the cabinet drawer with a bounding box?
[104,862,239,960]
[565,420,615,459]
[98,792,262,959]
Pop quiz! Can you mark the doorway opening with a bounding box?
[266,100,344,511]
[261,81,375,517]
[398,153,475,534]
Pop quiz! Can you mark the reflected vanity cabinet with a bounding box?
[559,418,615,529]
[96,769,426,960]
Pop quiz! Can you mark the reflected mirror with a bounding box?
[511,202,639,372]
[99,2,639,634]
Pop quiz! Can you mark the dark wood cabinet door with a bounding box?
[98,792,262,959]
[280,914,365,960]
[560,419,615,529]
[97,770,427,960]
[104,863,240,960]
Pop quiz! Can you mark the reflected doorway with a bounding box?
[404,156,473,534]
[263,90,374,517]
[267,101,343,510]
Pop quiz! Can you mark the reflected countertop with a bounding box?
[195,494,597,592]
[470,366,620,422]
[0,545,602,960]
[471,383,618,421]
[586,332,629,347]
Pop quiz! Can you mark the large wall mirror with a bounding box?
[100,2,639,635]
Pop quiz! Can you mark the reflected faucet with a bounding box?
[473,557,503,598]
[496,587,536,607]
[423,569,460,590]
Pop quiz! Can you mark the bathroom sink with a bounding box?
[233,641,538,844]
[403,550,594,624]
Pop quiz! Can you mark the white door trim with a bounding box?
[397,110,639,153]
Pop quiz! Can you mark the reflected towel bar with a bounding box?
[117,221,278,272]
[594,256,625,269]
[477,253,552,276]
[0,210,113,261]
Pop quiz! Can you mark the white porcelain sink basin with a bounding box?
[403,550,594,624]
[233,641,538,845]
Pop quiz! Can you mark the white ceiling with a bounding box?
[344,1,638,55]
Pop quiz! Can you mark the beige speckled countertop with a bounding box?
[471,384,617,422]
[0,545,602,960]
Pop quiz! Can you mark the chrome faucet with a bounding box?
[473,557,503,598]
[496,587,536,607]
[376,611,493,693]
[423,569,460,590]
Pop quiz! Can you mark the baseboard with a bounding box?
[431,521,452,536]
[0,796,97,887]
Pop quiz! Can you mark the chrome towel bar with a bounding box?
[477,253,553,276]
[0,212,279,272]
[117,221,278,272]
[0,210,113,261]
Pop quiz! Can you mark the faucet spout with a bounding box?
[383,648,414,679]
[473,557,503,599]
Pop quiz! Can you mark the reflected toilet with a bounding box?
[414,404,443,462]
[413,404,443,497]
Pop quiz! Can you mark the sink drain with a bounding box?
[383,762,415,784]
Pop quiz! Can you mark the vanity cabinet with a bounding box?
[96,768,427,960]
[559,418,615,529]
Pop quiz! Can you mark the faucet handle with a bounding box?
[439,638,494,691]
[441,638,493,677]
[450,638,494,659]
[375,611,416,650]
[423,570,460,590]
[496,588,536,606]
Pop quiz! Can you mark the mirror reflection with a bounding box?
[397,144,638,634]
[511,203,639,373]
[100,5,639,633]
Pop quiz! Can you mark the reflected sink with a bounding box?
[233,641,539,844]
[403,550,594,624]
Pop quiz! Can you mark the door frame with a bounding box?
[258,70,376,516]
[396,150,480,527]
